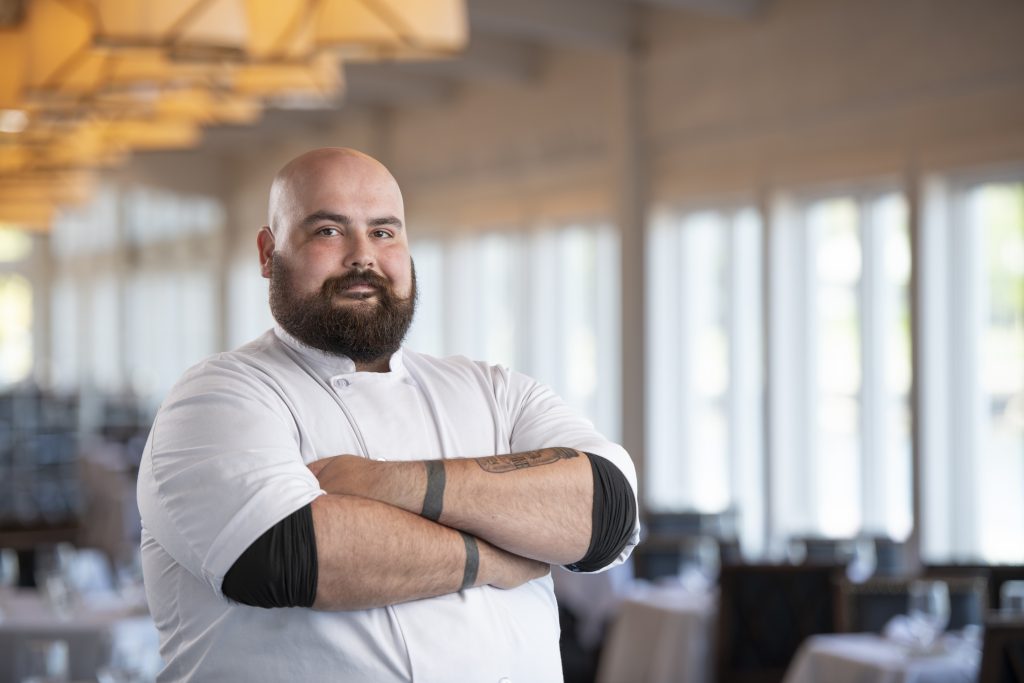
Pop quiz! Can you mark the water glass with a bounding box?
[907,579,950,650]
[0,548,18,588]
[0,548,18,621]
[845,537,877,583]
[677,536,720,593]
[1000,580,1024,614]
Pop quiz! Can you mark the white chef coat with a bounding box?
[137,327,639,683]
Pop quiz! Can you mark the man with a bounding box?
[137,147,639,682]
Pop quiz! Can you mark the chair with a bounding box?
[867,536,909,577]
[925,564,1024,611]
[632,534,742,582]
[979,617,1024,683]
[836,575,988,633]
[715,564,841,683]
[991,567,1024,611]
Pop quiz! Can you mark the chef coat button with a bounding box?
[498,678,511,683]
[332,377,349,388]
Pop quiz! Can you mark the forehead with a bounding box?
[282,155,405,225]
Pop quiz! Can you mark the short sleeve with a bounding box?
[136,357,324,597]
[499,368,641,572]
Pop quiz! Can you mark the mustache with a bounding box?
[321,269,391,296]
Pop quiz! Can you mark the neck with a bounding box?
[355,356,392,373]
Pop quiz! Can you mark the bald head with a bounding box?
[267,147,404,236]
[259,147,416,369]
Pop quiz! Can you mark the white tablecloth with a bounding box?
[782,634,980,683]
[596,583,717,683]
[0,588,158,683]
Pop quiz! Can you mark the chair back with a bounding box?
[836,575,988,633]
[715,564,840,683]
[991,567,1024,611]
[979,617,1024,683]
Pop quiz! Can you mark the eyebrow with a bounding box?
[299,211,404,230]
[369,216,404,230]
[300,211,350,228]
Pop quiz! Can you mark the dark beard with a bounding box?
[269,253,417,363]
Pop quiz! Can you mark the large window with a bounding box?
[0,229,35,387]
[646,206,764,554]
[227,257,274,350]
[921,175,1024,563]
[0,272,33,387]
[49,184,224,408]
[125,269,217,406]
[406,223,621,439]
[770,190,912,547]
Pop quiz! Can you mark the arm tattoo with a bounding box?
[421,460,446,522]
[459,531,479,591]
[476,447,580,473]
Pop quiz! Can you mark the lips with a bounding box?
[325,273,387,300]
[340,283,379,299]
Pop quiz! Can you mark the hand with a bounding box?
[308,454,364,482]
[309,455,422,512]
[479,540,550,590]
[309,454,381,497]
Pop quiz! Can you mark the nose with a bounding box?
[345,233,375,270]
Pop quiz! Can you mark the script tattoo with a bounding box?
[476,447,580,473]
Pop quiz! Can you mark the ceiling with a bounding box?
[0,0,766,152]
[198,0,767,148]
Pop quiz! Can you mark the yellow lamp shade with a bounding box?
[0,146,31,173]
[99,118,202,150]
[20,1,220,98]
[242,0,316,61]
[93,0,249,58]
[152,88,262,124]
[23,0,94,92]
[0,28,28,108]
[231,52,341,98]
[0,200,57,230]
[314,0,468,59]
[0,172,96,205]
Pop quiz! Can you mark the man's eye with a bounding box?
[318,227,339,236]
[372,229,393,238]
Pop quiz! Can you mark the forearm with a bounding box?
[311,448,594,565]
[310,494,547,611]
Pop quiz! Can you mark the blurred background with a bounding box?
[1,0,1023,681]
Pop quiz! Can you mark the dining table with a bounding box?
[782,632,981,683]
[0,586,159,683]
[596,581,718,683]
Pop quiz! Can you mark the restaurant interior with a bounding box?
[1,0,1023,681]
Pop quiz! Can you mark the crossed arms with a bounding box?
[305,447,593,610]
[145,357,638,613]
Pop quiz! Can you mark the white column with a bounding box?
[608,48,648,496]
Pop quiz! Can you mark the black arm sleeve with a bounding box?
[565,453,637,573]
[221,503,318,608]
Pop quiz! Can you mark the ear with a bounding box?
[257,226,275,279]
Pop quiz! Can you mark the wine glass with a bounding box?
[0,548,19,589]
[0,548,19,621]
[677,536,720,593]
[1000,580,1024,615]
[34,544,78,620]
[907,579,950,651]
[845,537,877,583]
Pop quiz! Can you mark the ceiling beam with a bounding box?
[629,0,766,19]
[468,0,634,53]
